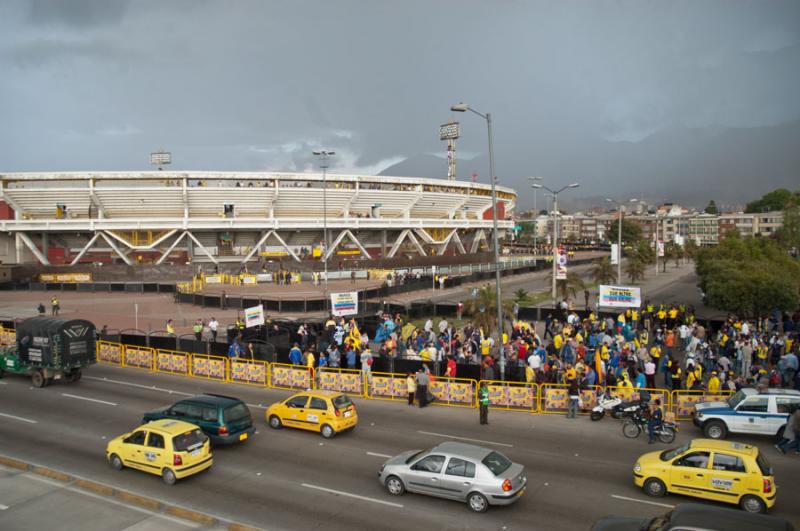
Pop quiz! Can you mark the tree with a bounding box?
[624,259,646,283]
[671,245,682,268]
[745,188,793,213]
[704,200,719,215]
[695,234,800,319]
[591,257,616,285]
[463,284,518,335]
[632,241,655,265]
[620,218,643,245]
[556,271,586,301]
[682,239,699,262]
[776,191,800,251]
[513,288,530,304]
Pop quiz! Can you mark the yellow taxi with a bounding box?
[106,419,213,485]
[266,390,358,438]
[633,438,776,513]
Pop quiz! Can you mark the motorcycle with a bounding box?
[622,410,677,444]
[613,396,650,420]
[590,392,622,421]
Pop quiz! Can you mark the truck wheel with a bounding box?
[31,370,45,388]
[703,420,727,440]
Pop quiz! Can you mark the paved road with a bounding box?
[1,365,798,531]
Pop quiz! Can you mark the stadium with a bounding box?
[0,171,516,267]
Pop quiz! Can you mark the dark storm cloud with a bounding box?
[0,0,798,205]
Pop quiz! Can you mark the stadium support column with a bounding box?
[186,235,194,260]
[381,230,387,258]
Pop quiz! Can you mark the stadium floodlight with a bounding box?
[150,151,171,170]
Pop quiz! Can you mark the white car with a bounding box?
[692,388,800,440]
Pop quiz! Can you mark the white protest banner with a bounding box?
[657,241,665,257]
[330,291,358,316]
[610,243,619,265]
[244,304,265,327]
[598,285,642,308]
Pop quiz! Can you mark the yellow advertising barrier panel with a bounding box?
[230,359,269,386]
[96,341,123,365]
[317,368,365,397]
[123,345,155,370]
[482,380,537,412]
[38,272,92,283]
[366,371,408,402]
[429,376,477,408]
[270,362,313,391]
[155,349,190,376]
[539,384,598,415]
[0,327,16,347]
[191,354,228,381]
[672,390,733,420]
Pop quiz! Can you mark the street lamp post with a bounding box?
[529,177,543,257]
[312,150,335,299]
[451,102,505,380]
[532,182,580,304]
[606,198,638,284]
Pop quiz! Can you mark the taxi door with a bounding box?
[120,430,148,471]
[705,452,747,503]
[306,397,330,432]
[669,450,711,497]
[282,395,310,428]
[142,432,167,474]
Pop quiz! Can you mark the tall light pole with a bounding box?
[312,150,335,298]
[532,182,580,304]
[451,102,505,380]
[529,176,543,255]
[606,198,638,284]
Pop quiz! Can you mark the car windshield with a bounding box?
[727,390,748,409]
[405,450,426,464]
[482,451,512,476]
[756,453,773,476]
[173,429,208,452]
[333,395,353,409]
[660,443,690,461]
[224,404,250,422]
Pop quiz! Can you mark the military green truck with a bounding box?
[0,317,96,387]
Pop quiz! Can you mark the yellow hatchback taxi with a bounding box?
[106,419,212,485]
[267,390,358,438]
[634,438,776,513]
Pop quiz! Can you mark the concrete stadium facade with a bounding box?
[0,171,516,266]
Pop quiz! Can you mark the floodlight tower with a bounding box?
[440,121,461,180]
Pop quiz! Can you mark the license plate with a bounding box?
[191,449,201,457]
[344,411,352,417]
[239,433,248,441]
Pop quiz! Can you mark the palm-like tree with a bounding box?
[591,257,616,285]
[625,258,646,283]
[463,284,518,335]
[555,271,586,301]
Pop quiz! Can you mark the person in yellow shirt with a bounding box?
[707,371,721,393]
[166,319,175,335]
[565,364,577,382]
[554,334,564,351]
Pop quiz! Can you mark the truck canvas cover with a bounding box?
[16,318,96,367]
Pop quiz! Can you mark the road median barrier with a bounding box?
[0,454,261,530]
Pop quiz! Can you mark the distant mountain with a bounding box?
[379,120,800,209]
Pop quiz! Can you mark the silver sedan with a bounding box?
[377,441,527,512]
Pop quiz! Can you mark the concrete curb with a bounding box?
[0,454,261,530]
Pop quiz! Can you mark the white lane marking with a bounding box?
[301,483,403,508]
[366,452,392,458]
[24,474,200,527]
[0,381,7,385]
[84,376,192,396]
[246,403,267,410]
[61,393,117,407]
[417,431,513,448]
[611,494,675,508]
[0,504,8,510]
[0,412,37,424]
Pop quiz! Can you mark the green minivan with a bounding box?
[143,393,255,445]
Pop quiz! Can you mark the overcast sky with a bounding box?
[1,0,798,206]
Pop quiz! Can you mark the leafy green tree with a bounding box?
[695,234,800,318]
[745,188,793,213]
[591,257,616,285]
[513,288,530,304]
[683,239,699,261]
[555,271,586,300]
[632,241,655,264]
[776,192,800,250]
[463,284,518,335]
[704,200,719,215]
[620,218,643,245]
[624,259,646,283]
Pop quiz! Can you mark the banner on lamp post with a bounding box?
[556,248,568,280]
[330,291,359,316]
[610,243,619,265]
[657,241,665,257]
[598,285,642,308]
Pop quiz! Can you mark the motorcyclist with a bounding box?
[647,399,663,444]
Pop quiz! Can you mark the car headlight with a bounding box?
[696,412,703,419]
[634,463,641,473]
